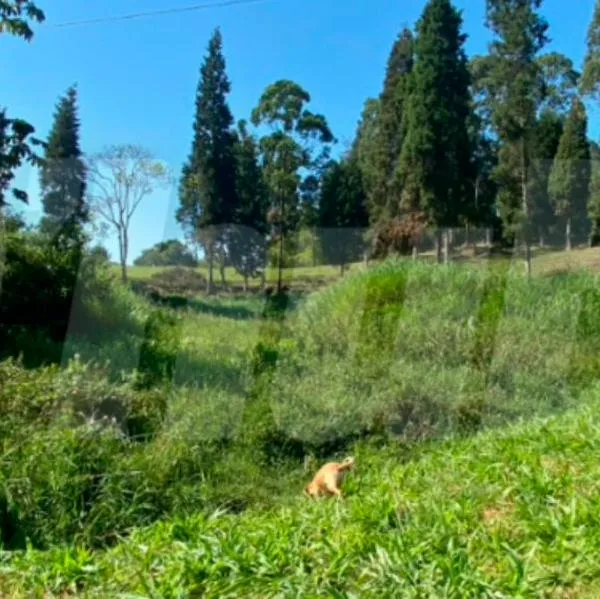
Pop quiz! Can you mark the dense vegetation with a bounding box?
[4,0,600,595]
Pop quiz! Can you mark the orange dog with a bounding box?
[304,456,355,499]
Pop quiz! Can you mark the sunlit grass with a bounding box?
[4,387,600,597]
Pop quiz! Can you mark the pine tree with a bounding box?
[482,0,549,275]
[368,28,414,225]
[177,28,238,293]
[39,85,88,247]
[548,97,591,250]
[398,0,473,263]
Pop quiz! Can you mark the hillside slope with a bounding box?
[4,388,600,598]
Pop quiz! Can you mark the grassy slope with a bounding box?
[4,248,600,596]
[3,389,600,597]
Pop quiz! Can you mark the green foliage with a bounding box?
[365,28,414,225]
[548,97,591,247]
[0,0,44,41]
[398,0,473,231]
[530,109,564,243]
[228,120,269,285]
[581,0,600,101]
[134,239,198,267]
[0,109,44,206]
[38,85,88,247]
[0,1,45,206]
[589,141,600,245]
[481,0,549,244]
[318,156,369,268]
[252,79,334,289]
[7,391,600,596]
[177,27,237,291]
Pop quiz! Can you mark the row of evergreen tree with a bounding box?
[177,0,600,287]
[4,0,600,291]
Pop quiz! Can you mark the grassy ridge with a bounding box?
[3,389,600,597]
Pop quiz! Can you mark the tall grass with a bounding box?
[265,260,600,447]
[4,386,600,597]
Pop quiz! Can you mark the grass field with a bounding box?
[3,246,600,596]
[3,390,600,597]
[117,243,600,288]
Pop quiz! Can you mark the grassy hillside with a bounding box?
[3,251,600,596]
[3,390,600,597]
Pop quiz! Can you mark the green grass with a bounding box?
[4,249,600,596]
[3,387,600,597]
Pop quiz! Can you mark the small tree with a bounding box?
[87,144,172,283]
[548,97,591,250]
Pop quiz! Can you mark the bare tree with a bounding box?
[86,144,172,282]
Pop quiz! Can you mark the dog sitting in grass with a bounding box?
[304,456,355,499]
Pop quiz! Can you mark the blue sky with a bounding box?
[3,0,598,263]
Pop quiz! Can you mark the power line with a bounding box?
[52,0,273,29]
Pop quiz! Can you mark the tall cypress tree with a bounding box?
[548,97,591,250]
[39,85,88,247]
[368,28,414,226]
[177,28,238,293]
[398,0,473,262]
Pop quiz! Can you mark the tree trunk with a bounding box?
[120,228,128,283]
[364,250,369,267]
[435,229,443,263]
[207,245,214,294]
[464,223,470,247]
[243,274,248,293]
[412,245,418,260]
[442,229,450,265]
[520,138,532,278]
[523,240,532,277]
[277,232,284,293]
[485,228,492,247]
[219,262,226,287]
[565,216,572,251]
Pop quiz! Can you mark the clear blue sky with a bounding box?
[3,0,598,263]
